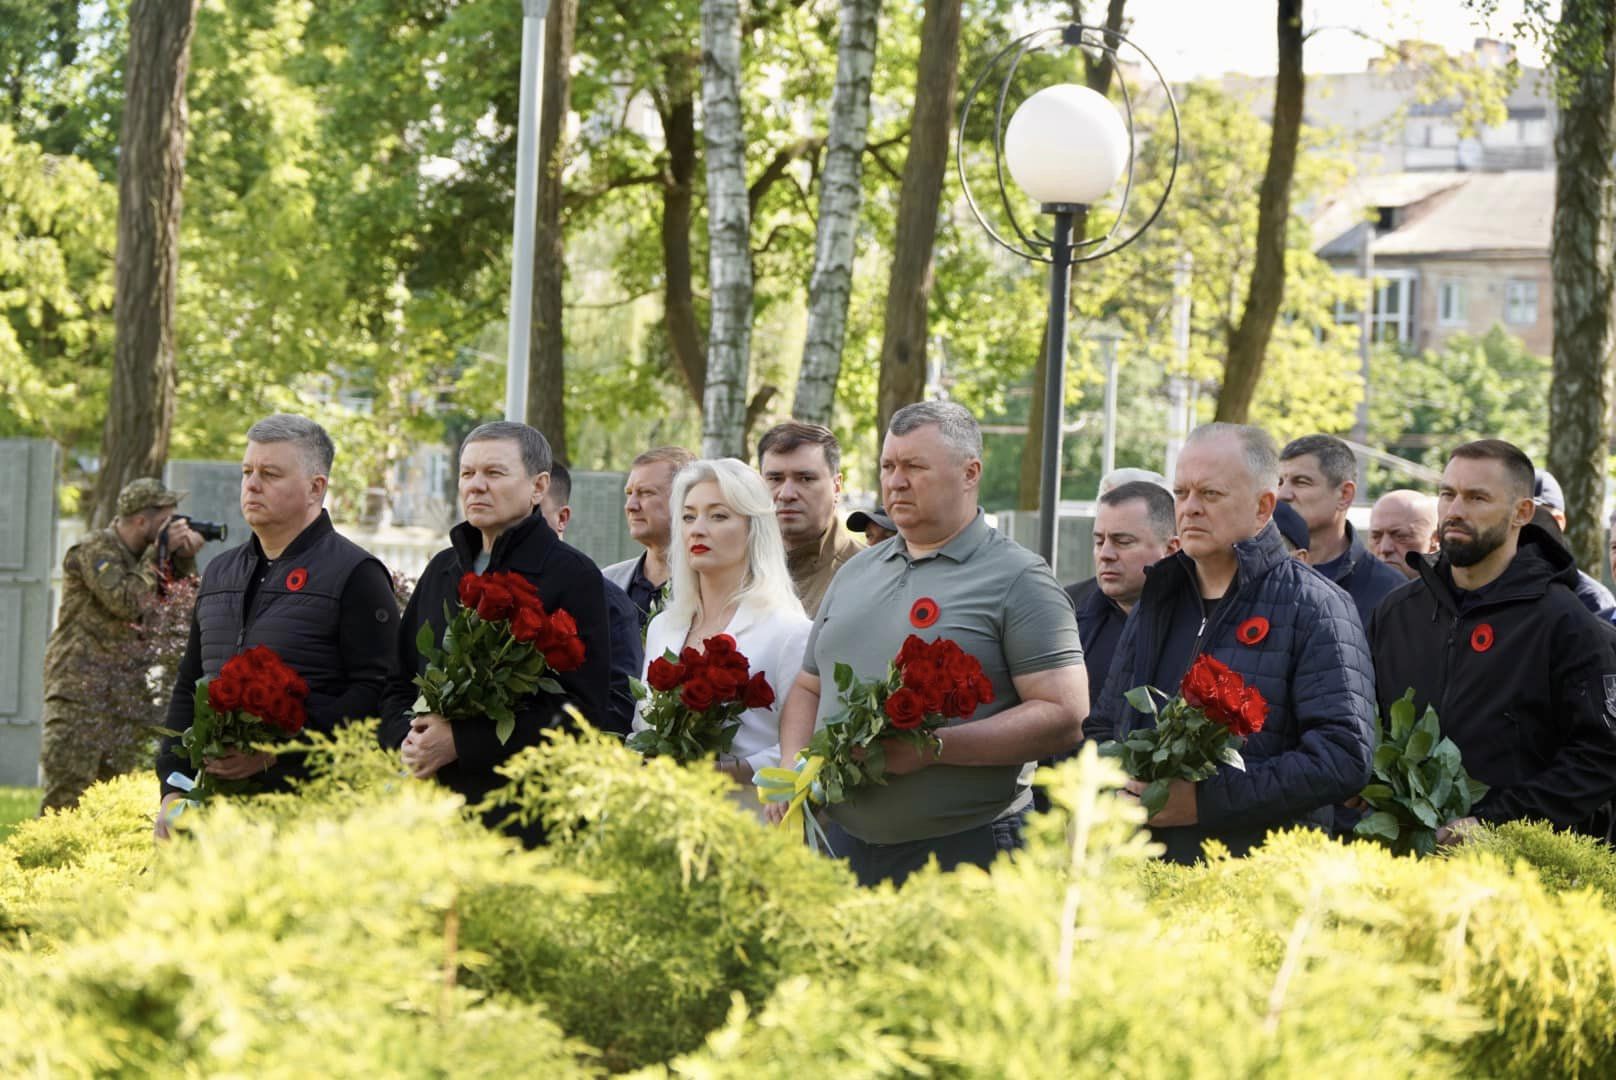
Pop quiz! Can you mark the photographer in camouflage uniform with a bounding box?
[39,478,204,811]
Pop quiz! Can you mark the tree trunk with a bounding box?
[1213,0,1304,424]
[1547,0,1616,570]
[792,0,883,426]
[88,0,199,528]
[1015,0,1126,509]
[659,65,707,405]
[526,0,578,462]
[874,0,962,438]
[698,0,752,458]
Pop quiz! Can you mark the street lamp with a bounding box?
[957,24,1178,572]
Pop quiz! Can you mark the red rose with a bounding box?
[1233,687,1268,737]
[896,635,928,668]
[708,666,745,700]
[974,673,996,705]
[1180,655,1226,710]
[679,647,706,672]
[510,605,548,644]
[680,676,717,712]
[547,609,578,640]
[458,573,485,610]
[503,572,540,602]
[544,636,587,672]
[475,581,516,622]
[743,672,775,710]
[721,650,750,674]
[207,675,244,714]
[942,686,980,719]
[646,657,684,692]
[884,687,926,730]
[704,633,738,658]
[242,682,274,718]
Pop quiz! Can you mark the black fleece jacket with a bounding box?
[1368,524,1616,834]
[379,513,610,836]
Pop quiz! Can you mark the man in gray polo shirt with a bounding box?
[776,401,1088,886]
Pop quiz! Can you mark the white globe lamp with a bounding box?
[1004,84,1130,207]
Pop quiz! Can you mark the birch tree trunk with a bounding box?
[1214,0,1303,423]
[526,0,578,462]
[792,0,882,426]
[699,0,752,458]
[1547,0,1616,570]
[87,0,199,527]
[874,0,962,437]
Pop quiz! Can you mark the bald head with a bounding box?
[1370,489,1439,578]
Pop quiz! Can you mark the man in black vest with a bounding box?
[379,421,610,846]
[154,414,398,837]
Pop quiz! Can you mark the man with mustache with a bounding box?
[1368,439,1616,842]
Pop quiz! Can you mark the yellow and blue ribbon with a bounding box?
[755,755,833,853]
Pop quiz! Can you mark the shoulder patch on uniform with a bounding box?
[93,558,111,574]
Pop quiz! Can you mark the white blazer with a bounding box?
[636,599,812,781]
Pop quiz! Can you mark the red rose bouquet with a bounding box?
[412,570,587,744]
[626,633,775,762]
[802,634,994,804]
[1100,653,1267,816]
[166,645,309,800]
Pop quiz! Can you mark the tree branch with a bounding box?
[748,135,825,216]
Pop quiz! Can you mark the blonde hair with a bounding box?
[662,458,803,628]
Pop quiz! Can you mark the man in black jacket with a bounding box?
[155,414,398,838]
[1279,434,1404,626]
[1087,423,1375,864]
[379,422,610,845]
[1369,439,1616,841]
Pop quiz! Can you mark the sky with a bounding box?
[1115,0,1553,81]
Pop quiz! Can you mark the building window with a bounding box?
[1332,271,1415,343]
[1438,281,1467,326]
[1505,279,1539,326]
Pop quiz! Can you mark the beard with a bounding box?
[1440,518,1509,568]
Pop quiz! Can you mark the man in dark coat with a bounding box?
[154,415,398,838]
[1531,468,1616,621]
[1369,440,1616,840]
[379,422,610,846]
[1279,434,1404,627]
[1087,423,1376,864]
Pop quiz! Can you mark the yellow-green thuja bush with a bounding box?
[4,729,1616,1077]
[464,732,855,1071]
[654,748,1477,1080]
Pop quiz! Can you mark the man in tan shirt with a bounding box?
[758,421,863,617]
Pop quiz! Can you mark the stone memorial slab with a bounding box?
[0,439,56,783]
[165,460,250,572]
[566,471,640,568]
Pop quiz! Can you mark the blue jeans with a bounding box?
[836,809,1024,888]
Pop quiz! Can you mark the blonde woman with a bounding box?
[636,458,811,815]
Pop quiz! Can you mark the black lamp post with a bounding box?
[957,24,1179,571]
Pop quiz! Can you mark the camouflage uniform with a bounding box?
[39,479,194,811]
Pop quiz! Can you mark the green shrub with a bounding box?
[0,780,596,1077]
[465,733,853,1071]
[1457,820,1616,907]
[0,787,35,844]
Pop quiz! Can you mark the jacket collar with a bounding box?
[1140,520,1290,609]
[787,520,848,576]
[448,511,557,574]
[250,509,334,562]
[1413,522,1575,614]
[1314,520,1368,583]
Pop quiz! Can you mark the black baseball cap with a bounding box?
[846,506,896,533]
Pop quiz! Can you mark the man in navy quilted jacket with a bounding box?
[1087,423,1376,864]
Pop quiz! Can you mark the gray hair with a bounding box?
[1185,422,1279,491]
[461,421,553,478]
[887,400,983,462]
[246,414,335,476]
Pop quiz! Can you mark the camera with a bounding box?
[174,514,228,542]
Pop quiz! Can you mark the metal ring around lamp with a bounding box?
[956,22,1181,266]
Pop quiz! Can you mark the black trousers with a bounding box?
[835,812,1024,888]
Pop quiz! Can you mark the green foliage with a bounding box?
[0,789,34,845]
[469,734,851,1071]
[1355,691,1488,856]
[9,729,1616,1076]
